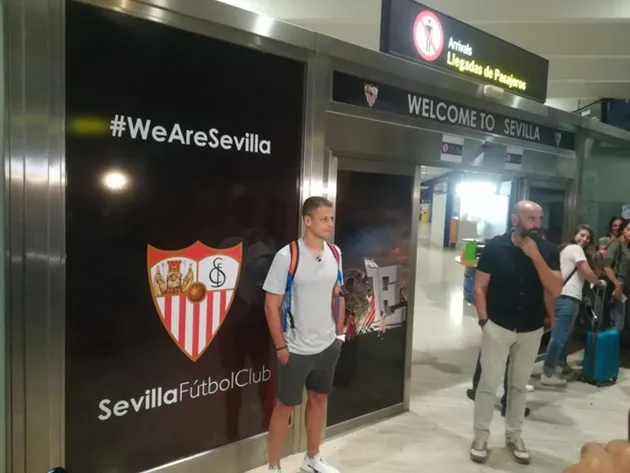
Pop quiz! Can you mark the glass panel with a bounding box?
[328,169,412,426]
[65,4,304,472]
[581,143,630,237]
[580,142,630,340]
[528,187,565,244]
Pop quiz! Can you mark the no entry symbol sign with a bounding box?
[413,10,444,62]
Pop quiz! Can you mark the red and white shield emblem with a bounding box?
[147,241,242,361]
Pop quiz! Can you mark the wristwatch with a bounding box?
[336,334,346,342]
[478,319,488,328]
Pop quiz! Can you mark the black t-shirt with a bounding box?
[477,232,560,333]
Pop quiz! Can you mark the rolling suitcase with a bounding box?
[581,287,620,387]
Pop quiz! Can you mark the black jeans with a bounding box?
[472,352,508,406]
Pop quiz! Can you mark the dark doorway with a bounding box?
[529,187,566,245]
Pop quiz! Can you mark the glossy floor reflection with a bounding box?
[249,224,629,473]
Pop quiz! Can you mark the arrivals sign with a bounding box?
[333,72,575,151]
[380,0,550,103]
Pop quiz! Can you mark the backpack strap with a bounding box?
[326,242,344,326]
[326,242,343,286]
[563,267,578,287]
[283,241,299,332]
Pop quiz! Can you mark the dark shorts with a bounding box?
[276,341,341,406]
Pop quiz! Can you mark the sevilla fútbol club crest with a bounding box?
[147,241,242,361]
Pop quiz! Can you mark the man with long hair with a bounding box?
[470,201,562,465]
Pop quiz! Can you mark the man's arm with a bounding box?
[532,256,562,298]
[262,251,289,350]
[265,293,287,350]
[474,270,491,321]
[523,239,562,297]
[332,248,345,335]
[333,291,346,335]
[474,243,494,322]
[544,289,556,326]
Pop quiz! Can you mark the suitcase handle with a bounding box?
[588,285,608,332]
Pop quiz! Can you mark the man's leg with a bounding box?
[505,327,544,464]
[471,320,513,463]
[472,351,482,391]
[305,391,327,457]
[302,341,342,473]
[467,351,482,400]
[500,354,531,418]
[500,356,509,407]
[268,354,312,469]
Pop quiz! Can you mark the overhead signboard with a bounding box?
[332,72,575,151]
[380,0,549,103]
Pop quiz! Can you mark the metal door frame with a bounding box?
[6,1,316,472]
[526,178,575,241]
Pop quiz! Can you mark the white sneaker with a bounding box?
[301,454,340,473]
[526,384,535,392]
[268,466,281,473]
[540,373,567,386]
[506,437,531,465]
[470,439,489,463]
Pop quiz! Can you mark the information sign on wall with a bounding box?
[380,0,550,103]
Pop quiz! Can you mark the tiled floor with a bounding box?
[249,224,629,473]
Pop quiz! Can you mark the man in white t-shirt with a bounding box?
[541,225,605,386]
[263,196,345,473]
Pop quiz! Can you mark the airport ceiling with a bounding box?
[218,0,630,109]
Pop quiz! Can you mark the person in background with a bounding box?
[602,218,630,333]
[598,216,622,256]
[470,201,561,465]
[541,224,606,386]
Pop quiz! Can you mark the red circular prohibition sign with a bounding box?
[413,10,444,62]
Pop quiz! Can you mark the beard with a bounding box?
[519,226,542,241]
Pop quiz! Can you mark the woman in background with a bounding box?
[598,216,622,256]
[602,218,630,332]
[541,224,605,386]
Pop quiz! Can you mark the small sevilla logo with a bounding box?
[147,241,242,361]
[364,84,379,107]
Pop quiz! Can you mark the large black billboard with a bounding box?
[65,3,304,472]
[381,0,549,103]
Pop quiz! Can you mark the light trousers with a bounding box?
[473,320,543,441]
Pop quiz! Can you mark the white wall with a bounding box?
[430,193,447,247]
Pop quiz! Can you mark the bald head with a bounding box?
[511,200,543,239]
[512,200,542,216]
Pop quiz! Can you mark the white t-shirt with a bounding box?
[263,239,342,355]
[561,244,587,300]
